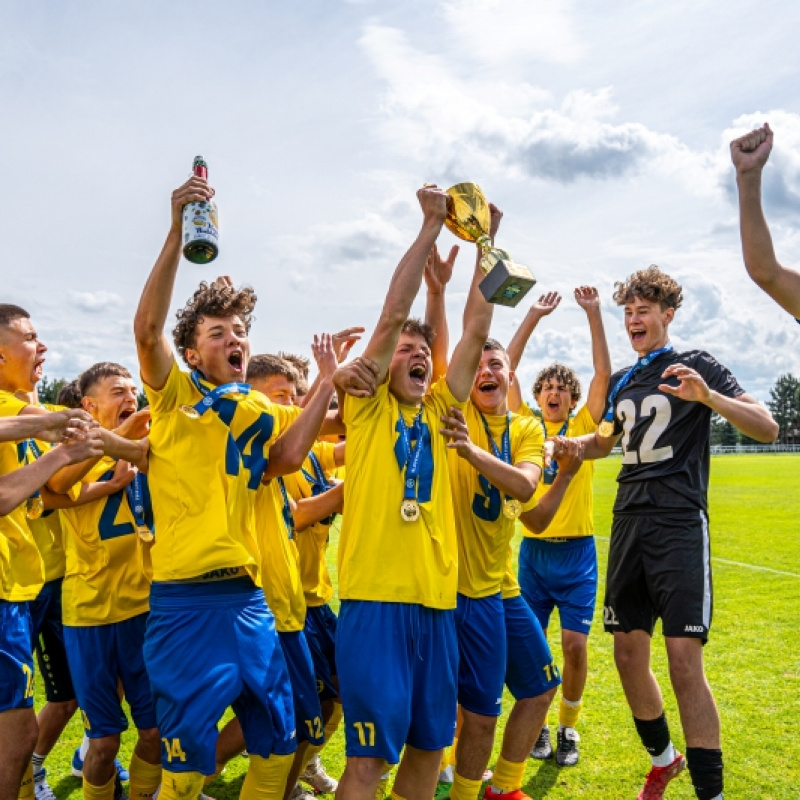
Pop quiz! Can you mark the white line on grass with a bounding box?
[595,536,800,579]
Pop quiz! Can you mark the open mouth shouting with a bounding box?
[32,356,46,381]
[228,349,244,374]
[628,326,647,348]
[477,379,499,394]
[409,363,428,388]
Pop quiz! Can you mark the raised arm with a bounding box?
[731,123,800,318]
[506,292,561,412]
[294,482,345,532]
[574,286,612,423]
[361,186,449,382]
[446,205,501,402]
[134,176,215,390]
[300,327,365,409]
[0,408,94,444]
[424,244,459,380]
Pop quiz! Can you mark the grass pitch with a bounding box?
[37,455,800,799]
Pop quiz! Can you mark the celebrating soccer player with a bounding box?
[561,266,777,800]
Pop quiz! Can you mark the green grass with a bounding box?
[37,455,800,799]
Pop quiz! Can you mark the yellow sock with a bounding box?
[450,772,482,800]
[240,753,294,800]
[83,774,115,800]
[323,703,343,743]
[559,697,582,729]
[128,753,162,800]
[18,763,34,800]
[158,770,204,800]
[390,792,407,800]
[491,756,526,793]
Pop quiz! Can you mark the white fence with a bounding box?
[609,444,800,456]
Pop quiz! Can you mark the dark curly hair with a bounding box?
[172,282,257,364]
[613,265,683,310]
[533,363,581,403]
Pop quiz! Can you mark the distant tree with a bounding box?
[37,376,68,406]
[710,413,738,446]
[767,374,800,444]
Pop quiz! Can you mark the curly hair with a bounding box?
[172,282,257,364]
[612,265,683,310]
[400,318,435,348]
[56,379,82,409]
[533,363,581,403]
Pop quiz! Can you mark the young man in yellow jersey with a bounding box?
[0,400,102,800]
[331,184,494,800]
[0,304,146,800]
[59,362,160,800]
[505,287,611,767]
[134,174,342,800]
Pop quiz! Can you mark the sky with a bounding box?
[2,0,800,403]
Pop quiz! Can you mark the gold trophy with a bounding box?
[444,183,536,307]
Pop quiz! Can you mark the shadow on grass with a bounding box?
[523,758,561,797]
[205,772,245,800]
[52,774,81,800]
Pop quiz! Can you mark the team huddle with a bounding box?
[0,123,795,800]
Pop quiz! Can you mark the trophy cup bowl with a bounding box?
[444,183,536,308]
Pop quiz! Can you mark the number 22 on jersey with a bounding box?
[617,394,674,465]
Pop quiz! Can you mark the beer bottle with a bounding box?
[182,155,219,264]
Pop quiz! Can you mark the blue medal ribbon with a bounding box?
[540,417,569,485]
[277,477,295,539]
[21,438,44,508]
[479,412,514,502]
[601,344,674,426]
[395,409,425,505]
[301,451,336,526]
[124,471,151,533]
[189,370,250,417]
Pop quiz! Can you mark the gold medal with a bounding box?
[137,525,154,543]
[180,404,201,419]
[400,499,421,523]
[503,498,522,520]
[26,496,44,520]
[598,419,615,438]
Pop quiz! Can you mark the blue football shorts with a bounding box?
[0,600,35,712]
[336,600,458,764]
[28,578,75,703]
[304,603,338,701]
[278,630,325,745]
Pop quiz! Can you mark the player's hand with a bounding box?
[60,428,105,464]
[116,408,151,440]
[441,407,474,459]
[574,286,601,311]
[489,203,503,240]
[129,438,150,475]
[36,409,96,444]
[543,435,568,468]
[331,327,366,364]
[659,364,711,404]
[171,176,215,232]
[424,243,459,295]
[417,184,449,223]
[333,356,380,398]
[212,275,233,291]
[312,333,338,382]
[529,291,562,318]
[554,438,584,477]
[108,459,137,490]
[730,122,773,175]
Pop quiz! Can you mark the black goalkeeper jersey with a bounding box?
[608,349,744,514]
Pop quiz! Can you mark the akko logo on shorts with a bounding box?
[684,625,704,633]
[603,606,619,626]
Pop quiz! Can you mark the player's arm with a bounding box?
[506,291,561,412]
[548,431,617,464]
[355,186,449,386]
[0,408,95,444]
[424,244,459,380]
[519,438,584,534]
[441,407,539,501]
[657,363,778,442]
[134,177,214,390]
[294,481,345,532]
[300,327,365,409]
[445,205,502,402]
[264,335,337,479]
[41,461,136,509]
[574,286,612,423]
[731,123,800,318]
[0,432,104,516]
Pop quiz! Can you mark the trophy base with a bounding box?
[480,259,536,307]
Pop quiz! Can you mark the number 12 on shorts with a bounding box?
[353,721,376,747]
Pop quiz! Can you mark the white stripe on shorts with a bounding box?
[700,510,711,629]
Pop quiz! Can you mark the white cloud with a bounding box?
[69,290,123,312]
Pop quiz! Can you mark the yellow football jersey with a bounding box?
[501,543,521,600]
[339,378,463,609]
[449,405,543,598]
[25,403,67,583]
[0,391,44,601]
[282,441,338,607]
[519,402,597,539]
[60,457,152,626]
[254,478,306,632]
[144,364,300,583]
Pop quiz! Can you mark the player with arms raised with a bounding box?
[563,266,777,800]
